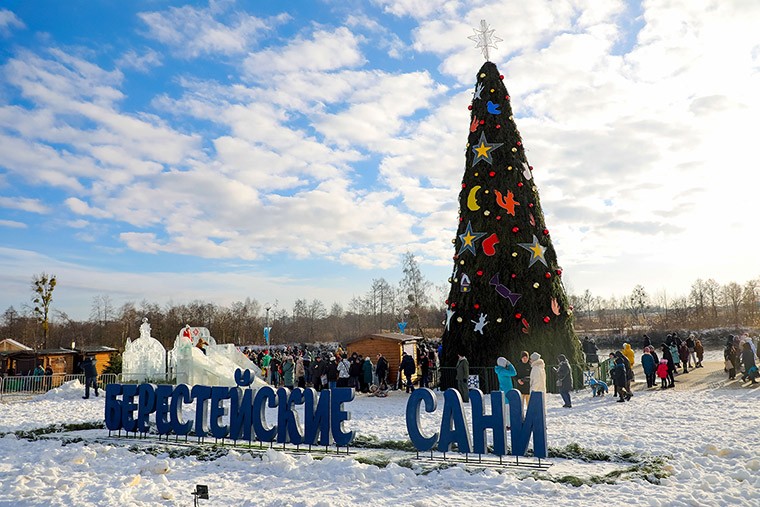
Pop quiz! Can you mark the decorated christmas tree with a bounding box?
[441,22,582,371]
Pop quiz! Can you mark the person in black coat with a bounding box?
[79,356,99,399]
[349,357,363,389]
[612,358,628,402]
[514,351,531,406]
[375,354,389,389]
[419,353,430,388]
[724,337,738,380]
[614,351,633,399]
[660,344,675,388]
[326,358,339,389]
[740,342,758,384]
[310,356,326,391]
[399,352,416,393]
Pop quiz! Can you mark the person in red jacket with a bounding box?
[656,359,669,389]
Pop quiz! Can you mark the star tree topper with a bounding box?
[468,20,503,61]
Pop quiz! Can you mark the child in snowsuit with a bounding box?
[656,359,669,389]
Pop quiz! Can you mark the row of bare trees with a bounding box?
[4,268,757,351]
[570,277,760,333]
[0,254,447,350]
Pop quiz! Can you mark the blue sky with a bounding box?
[1,0,759,321]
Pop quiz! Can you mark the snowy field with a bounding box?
[1,367,759,507]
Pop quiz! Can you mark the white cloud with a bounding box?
[138,2,284,58]
[242,27,365,77]
[372,0,459,20]
[0,196,50,213]
[0,9,25,37]
[116,48,163,72]
[0,219,26,229]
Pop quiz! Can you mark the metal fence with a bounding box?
[436,363,605,394]
[0,373,120,401]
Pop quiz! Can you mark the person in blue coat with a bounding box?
[641,347,657,388]
[495,356,517,393]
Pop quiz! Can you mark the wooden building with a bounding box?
[344,332,421,385]
[0,341,118,376]
[76,346,118,374]
[36,348,77,374]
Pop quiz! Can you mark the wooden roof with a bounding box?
[345,332,421,345]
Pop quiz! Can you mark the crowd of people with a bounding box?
[241,343,441,395]
[602,331,760,403]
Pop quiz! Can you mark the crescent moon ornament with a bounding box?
[467,185,482,211]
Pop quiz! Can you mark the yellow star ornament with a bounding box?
[471,132,503,166]
[517,234,548,267]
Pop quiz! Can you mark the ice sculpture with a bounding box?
[169,325,266,388]
[122,318,167,382]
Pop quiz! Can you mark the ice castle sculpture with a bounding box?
[169,325,267,388]
[122,318,167,382]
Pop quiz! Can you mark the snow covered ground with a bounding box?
[1,366,759,507]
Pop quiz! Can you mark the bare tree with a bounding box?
[704,278,720,326]
[742,280,759,326]
[721,282,743,327]
[31,272,57,349]
[400,252,431,307]
[627,285,650,327]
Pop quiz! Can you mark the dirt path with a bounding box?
[631,360,760,391]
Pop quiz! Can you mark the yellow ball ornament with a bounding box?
[533,282,540,289]
[457,316,464,322]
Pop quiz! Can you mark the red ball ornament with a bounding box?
[459,217,463,222]
[505,95,510,100]
[555,269,563,276]
[468,105,473,110]
[451,302,457,308]
[489,171,495,177]
[511,226,519,233]
[462,183,467,188]
[510,273,516,279]
[517,182,524,187]
[528,203,534,208]
[474,304,480,309]
[499,75,504,79]
[543,228,549,235]
[496,215,501,220]
[479,120,485,125]
[445,300,449,305]
[515,313,522,319]
[476,270,483,276]
[544,272,551,279]
[529,165,533,170]
[496,124,501,129]
[543,316,551,323]
[517,141,522,146]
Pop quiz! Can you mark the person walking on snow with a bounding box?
[554,354,573,408]
[79,356,99,399]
